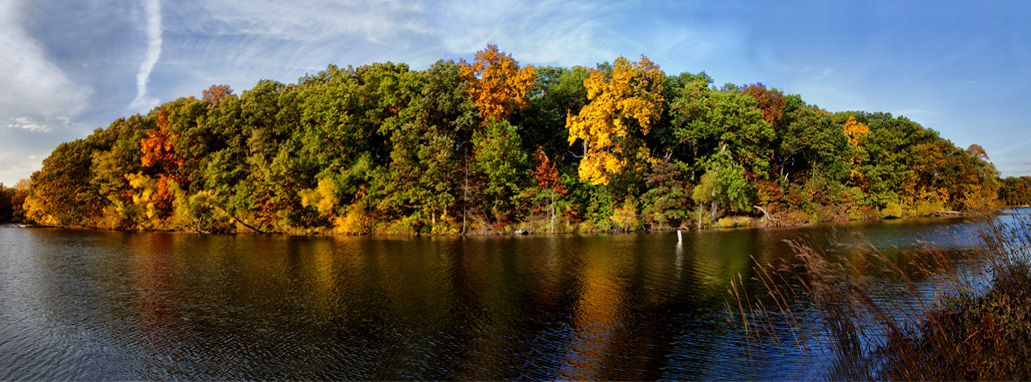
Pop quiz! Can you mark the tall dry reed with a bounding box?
[729,213,1031,380]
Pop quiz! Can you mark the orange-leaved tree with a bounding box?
[202,84,233,106]
[741,83,787,130]
[140,108,179,172]
[531,147,567,233]
[566,55,664,186]
[532,147,566,195]
[460,44,536,124]
[139,107,182,214]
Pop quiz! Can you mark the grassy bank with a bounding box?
[729,212,1031,380]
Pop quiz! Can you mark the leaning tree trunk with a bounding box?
[753,205,780,226]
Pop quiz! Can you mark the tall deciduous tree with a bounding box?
[641,156,690,228]
[383,60,473,230]
[24,138,103,225]
[516,65,590,162]
[202,84,233,106]
[674,89,774,177]
[19,50,1011,232]
[843,115,870,147]
[566,55,665,186]
[472,118,529,224]
[140,108,178,172]
[461,44,536,124]
[778,105,850,183]
[741,83,787,130]
[661,71,714,181]
[531,147,567,233]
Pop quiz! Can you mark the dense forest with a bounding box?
[3,45,1027,234]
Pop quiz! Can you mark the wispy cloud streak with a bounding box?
[0,2,91,120]
[130,0,162,111]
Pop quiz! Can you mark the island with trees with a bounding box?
[2,45,1028,234]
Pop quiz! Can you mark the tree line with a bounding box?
[4,45,1023,233]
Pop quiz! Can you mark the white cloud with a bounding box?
[5,117,50,132]
[134,0,446,99]
[188,0,431,40]
[429,0,622,66]
[0,117,92,184]
[0,1,92,123]
[173,0,436,63]
[162,0,631,76]
[128,0,163,112]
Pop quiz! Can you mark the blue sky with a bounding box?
[2,0,1030,185]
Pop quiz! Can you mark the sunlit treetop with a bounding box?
[567,55,664,185]
[843,115,870,147]
[202,84,234,106]
[460,44,536,124]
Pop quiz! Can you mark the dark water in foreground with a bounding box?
[0,213,1011,380]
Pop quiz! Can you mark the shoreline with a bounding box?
[16,208,1010,238]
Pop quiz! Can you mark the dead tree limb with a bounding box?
[753,205,780,225]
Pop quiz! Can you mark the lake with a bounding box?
[0,212,1014,380]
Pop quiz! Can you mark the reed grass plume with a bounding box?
[728,212,1031,380]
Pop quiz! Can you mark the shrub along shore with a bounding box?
[7,44,1029,235]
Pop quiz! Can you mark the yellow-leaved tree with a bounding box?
[460,44,536,123]
[843,115,870,147]
[566,55,664,185]
[843,115,870,185]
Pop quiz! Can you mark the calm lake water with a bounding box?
[1,212,1019,380]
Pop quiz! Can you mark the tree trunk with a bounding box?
[753,205,779,225]
[710,194,717,222]
[228,211,265,234]
[711,143,726,222]
[528,200,534,234]
[691,144,698,182]
[550,192,555,234]
[462,147,468,235]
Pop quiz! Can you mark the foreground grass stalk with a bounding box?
[728,213,1031,380]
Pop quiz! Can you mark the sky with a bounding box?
[2,0,1030,185]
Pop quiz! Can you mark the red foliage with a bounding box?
[968,144,989,160]
[754,179,783,211]
[741,83,787,129]
[532,147,566,195]
[202,84,233,106]
[140,108,180,171]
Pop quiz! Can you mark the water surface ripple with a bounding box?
[0,214,1002,380]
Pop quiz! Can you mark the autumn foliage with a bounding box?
[843,115,870,147]
[566,55,664,185]
[18,44,1005,233]
[140,108,179,170]
[532,147,566,196]
[741,83,786,129]
[460,44,536,124]
[202,84,233,106]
